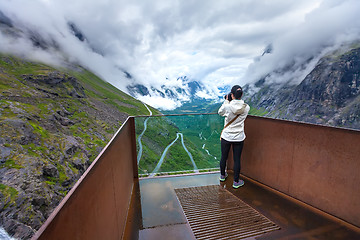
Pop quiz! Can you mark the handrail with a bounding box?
[135,113,360,133]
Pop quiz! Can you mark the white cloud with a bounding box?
[1,0,359,109]
[0,31,61,66]
[195,90,215,100]
[137,95,181,111]
[243,0,360,86]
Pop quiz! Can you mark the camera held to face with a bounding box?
[224,93,233,101]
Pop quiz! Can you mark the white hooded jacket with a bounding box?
[218,99,250,142]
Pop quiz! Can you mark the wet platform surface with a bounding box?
[124,172,360,240]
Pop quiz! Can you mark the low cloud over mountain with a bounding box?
[0,0,359,110]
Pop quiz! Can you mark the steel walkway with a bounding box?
[125,172,360,240]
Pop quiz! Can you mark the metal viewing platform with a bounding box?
[32,114,360,240]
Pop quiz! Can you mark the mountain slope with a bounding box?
[244,45,360,130]
[0,54,157,239]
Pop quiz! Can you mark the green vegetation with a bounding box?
[160,142,194,172]
[248,106,268,116]
[0,51,168,238]
[0,53,163,232]
[56,163,69,183]
[163,99,221,114]
[1,159,24,169]
[136,114,223,175]
[168,114,222,167]
[23,143,47,158]
[28,121,49,138]
[45,181,56,186]
[70,68,156,116]
[135,116,178,173]
[0,81,10,90]
[0,55,47,77]
[0,183,18,207]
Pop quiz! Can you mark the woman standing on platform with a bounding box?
[218,85,250,188]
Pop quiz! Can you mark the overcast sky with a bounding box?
[0,0,359,109]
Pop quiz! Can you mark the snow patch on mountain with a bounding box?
[127,76,221,110]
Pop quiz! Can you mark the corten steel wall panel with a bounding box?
[236,115,360,227]
[101,117,137,239]
[240,116,296,193]
[289,124,360,227]
[33,117,137,240]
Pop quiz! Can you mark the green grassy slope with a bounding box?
[0,54,158,238]
[135,114,223,176]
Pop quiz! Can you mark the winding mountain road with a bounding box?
[137,103,152,164]
[137,103,198,177]
[180,133,199,173]
[149,133,198,177]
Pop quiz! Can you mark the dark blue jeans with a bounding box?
[220,138,244,182]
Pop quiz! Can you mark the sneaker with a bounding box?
[233,180,244,189]
[219,173,228,182]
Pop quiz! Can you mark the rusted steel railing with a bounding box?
[227,116,360,228]
[32,114,360,239]
[32,117,138,240]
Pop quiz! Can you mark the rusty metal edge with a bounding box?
[139,171,220,180]
[240,174,360,233]
[134,114,360,133]
[121,117,139,239]
[121,181,136,240]
[129,117,139,179]
[31,117,134,240]
[246,115,360,134]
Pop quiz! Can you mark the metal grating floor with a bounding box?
[175,185,280,240]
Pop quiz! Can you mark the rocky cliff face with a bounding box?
[0,55,154,239]
[245,45,360,130]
